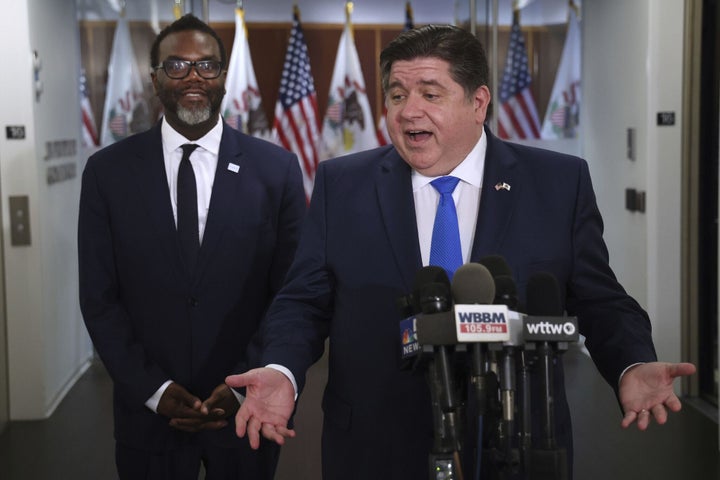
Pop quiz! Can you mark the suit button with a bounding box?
[188,297,199,307]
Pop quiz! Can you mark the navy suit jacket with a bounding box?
[78,121,305,452]
[258,128,657,479]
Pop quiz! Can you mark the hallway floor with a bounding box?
[0,344,718,479]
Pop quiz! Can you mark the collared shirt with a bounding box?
[146,116,236,413]
[275,133,488,400]
[412,132,487,267]
[161,115,222,243]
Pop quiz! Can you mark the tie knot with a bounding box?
[181,143,199,160]
[431,176,460,195]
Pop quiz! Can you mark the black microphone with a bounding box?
[398,266,450,370]
[410,266,463,465]
[526,272,561,451]
[525,271,574,480]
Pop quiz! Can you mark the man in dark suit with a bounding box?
[78,14,306,480]
[226,25,695,479]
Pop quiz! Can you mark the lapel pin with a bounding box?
[227,163,240,173]
[495,182,511,191]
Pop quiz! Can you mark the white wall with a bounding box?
[583,0,683,367]
[0,0,93,420]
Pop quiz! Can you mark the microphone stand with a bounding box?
[527,339,569,480]
[427,342,465,480]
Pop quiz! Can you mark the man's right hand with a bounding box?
[157,382,209,432]
[226,368,296,449]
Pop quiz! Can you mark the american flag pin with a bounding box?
[495,182,511,191]
[227,163,240,173]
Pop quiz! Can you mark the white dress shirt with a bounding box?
[145,116,230,412]
[161,116,222,242]
[275,133,489,399]
[413,133,487,267]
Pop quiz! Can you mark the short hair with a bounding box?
[150,14,227,68]
[380,24,491,115]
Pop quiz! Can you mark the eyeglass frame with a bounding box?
[153,59,225,80]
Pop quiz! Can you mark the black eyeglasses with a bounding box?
[154,59,224,79]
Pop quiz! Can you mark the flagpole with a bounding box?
[490,0,498,134]
[345,1,354,39]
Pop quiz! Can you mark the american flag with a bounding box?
[272,8,321,201]
[497,15,541,140]
[377,2,414,146]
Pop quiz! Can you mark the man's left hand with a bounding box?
[619,361,696,430]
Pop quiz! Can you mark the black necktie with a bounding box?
[177,143,200,271]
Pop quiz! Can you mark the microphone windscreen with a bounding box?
[526,271,563,316]
[413,266,452,314]
[494,274,519,310]
[413,265,450,292]
[451,263,496,304]
[478,255,512,278]
[417,282,452,314]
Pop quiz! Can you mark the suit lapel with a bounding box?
[194,125,241,282]
[127,124,187,277]
[470,128,519,261]
[375,149,422,293]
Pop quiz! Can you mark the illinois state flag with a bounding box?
[541,7,581,139]
[80,71,99,148]
[100,15,148,146]
[272,8,322,201]
[321,2,378,159]
[377,2,414,146]
[221,7,271,139]
[497,14,541,140]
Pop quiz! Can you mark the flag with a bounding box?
[377,2,414,146]
[221,7,271,139]
[321,2,378,158]
[99,15,149,146]
[80,71,99,148]
[272,8,322,201]
[497,13,541,140]
[541,6,581,139]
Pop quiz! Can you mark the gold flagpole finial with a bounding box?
[569,0,581,20]
[173,0,183,20]
[293,4,301,21]
[345,1,354,24]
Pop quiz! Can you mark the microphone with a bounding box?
[410,266,463,469]
[399,266,450,369]
[458,259,523,476]
[525,271,574,480]
[450,263,495,415]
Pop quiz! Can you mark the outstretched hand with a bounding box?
[619,361,696,430]
[226,367,297,449]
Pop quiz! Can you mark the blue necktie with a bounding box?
[177,143,200,271]
[430,176,462,279]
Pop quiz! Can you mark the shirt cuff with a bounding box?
[266,364,299,400]
[618,362,645,386]
[145,379,173,413]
